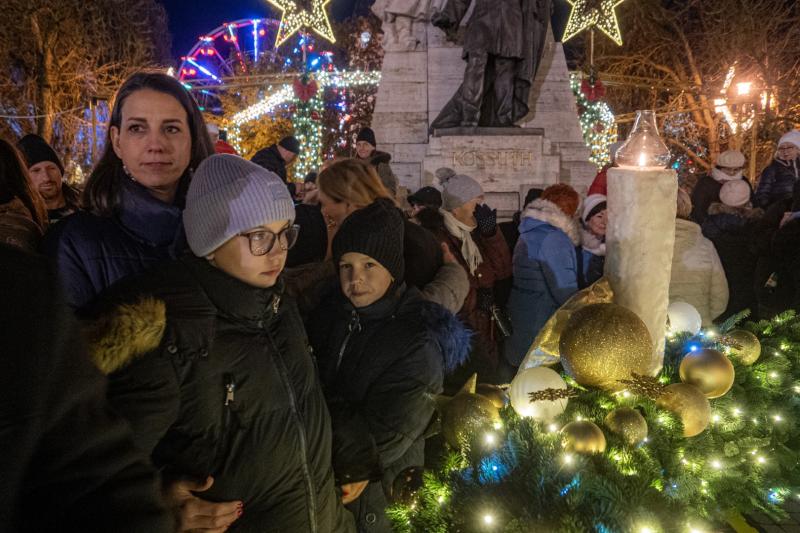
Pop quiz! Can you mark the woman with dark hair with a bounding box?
[0,139,48,252]
[44,72,213,309]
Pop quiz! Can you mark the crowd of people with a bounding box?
[2,69,800,532]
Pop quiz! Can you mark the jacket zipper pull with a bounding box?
[224,375,236,406]
[273,295,281,315]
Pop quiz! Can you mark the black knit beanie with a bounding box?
[332,198,405,282]
[408,186,443,208]
[17,134,64,174]
[356,127,377,147]
[279,136,300,154]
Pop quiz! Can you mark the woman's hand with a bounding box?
[340,480,369,505]
[165,476,243,532]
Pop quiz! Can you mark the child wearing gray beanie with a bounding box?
[183,154,295,257]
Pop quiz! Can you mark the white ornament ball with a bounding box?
[667,301,702,335]
[509,367,568,422]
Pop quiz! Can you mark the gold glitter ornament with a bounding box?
[656,383,711,437]
[524,278,614,366]
[391,466,425,506]
[559,303,653,390]
[560,420,607,454]
[679,348,735,399]
[726,330,761,366]
[604,407,648,445]
[438,374,501,450]
[476,383,509,409]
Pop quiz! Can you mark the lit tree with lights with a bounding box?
[387,310,800,532]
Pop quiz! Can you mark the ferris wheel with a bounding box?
[177,18,336,88]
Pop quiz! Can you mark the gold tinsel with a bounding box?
[560,303,653,391]
[528,387,579,403]
[617,373,665,400]
[725,330,762,366]
[523,278,614,365]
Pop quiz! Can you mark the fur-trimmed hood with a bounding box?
[419,300,472,373]
[581,228,606,256]
[707,202,764,220]
[521,198,581,245]
[82,297,166,375]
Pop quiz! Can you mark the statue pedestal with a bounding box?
[422,130,558,218]
[371,24,597,209]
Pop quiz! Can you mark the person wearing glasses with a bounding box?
[754,131,800,209]
[81,155,355,533]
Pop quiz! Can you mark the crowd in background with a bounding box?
[2,70,800,532]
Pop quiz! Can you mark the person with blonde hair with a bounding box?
[671,189,729,325]
[308,158,469,313]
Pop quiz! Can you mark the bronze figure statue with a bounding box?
[431,0,552,130]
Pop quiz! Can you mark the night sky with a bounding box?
[160,0,358,62]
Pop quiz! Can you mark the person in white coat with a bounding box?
[670,189,729,326]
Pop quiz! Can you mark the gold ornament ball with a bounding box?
[441,392,501,450]
[559,303,653,390]
[560,420,607,454]
[679,348,735,399]
[656,383,711,437]
[476,383,509,409]
[727,330,761,366]
[604,407,648,446]
[391,466,425,506]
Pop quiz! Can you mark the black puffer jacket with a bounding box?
[754,158,800,209]
[308,285,470,532]
[43,178,187,310]
[701,203,763,320]
[83,255,353,533]
[251,144,288,182]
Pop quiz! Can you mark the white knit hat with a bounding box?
[716,150,745,168]
[183,154,295,257]
[719,180,751,208]
[778,130,800,151]
[582,194,607,223]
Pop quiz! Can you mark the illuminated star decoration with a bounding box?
[562,0,626,46]
[267,0,336,46]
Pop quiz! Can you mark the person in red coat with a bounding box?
[587,141,623,196]
[416,169,512,378]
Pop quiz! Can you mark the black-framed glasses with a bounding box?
[239,225,300,256]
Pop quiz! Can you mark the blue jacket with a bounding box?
[43,179,186,310]
[754,158,799,208]
[503,200,579,366]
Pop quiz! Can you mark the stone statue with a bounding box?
[372,0,433,51]
[430,0,552,129]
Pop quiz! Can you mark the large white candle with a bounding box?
[605,167,678,374]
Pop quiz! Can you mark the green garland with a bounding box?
[388,311,800,532]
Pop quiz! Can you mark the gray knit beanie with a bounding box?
[438,168,484,210]
[183,154,295,257]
